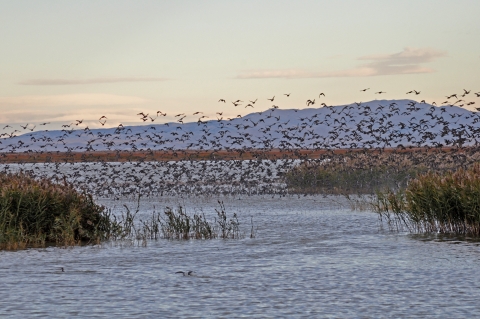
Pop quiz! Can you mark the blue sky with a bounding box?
[0,0,479,129]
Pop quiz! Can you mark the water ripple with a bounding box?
[1,196,479,318]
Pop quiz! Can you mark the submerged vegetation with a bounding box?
[374,163,480,236]
[0,172,243,250]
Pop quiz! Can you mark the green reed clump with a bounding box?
[215,201,241,239]
[374,163,480,236]
[103,198,163,246]
[0,173,244,250]
[0,172,119,250]
[160,201,241,239]
[284,148,480,194]
[285,160,423,194]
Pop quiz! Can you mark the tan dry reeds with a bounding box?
[160,201,241,240]
[0,172,116,250]
[285,148,480,194]
[374,163,480,236]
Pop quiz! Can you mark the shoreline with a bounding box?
[0,146,467,163]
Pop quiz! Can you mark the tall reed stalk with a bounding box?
[160,201,241,239]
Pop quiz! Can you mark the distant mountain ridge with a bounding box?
[2,99,479,153]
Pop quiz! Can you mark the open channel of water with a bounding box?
[1,195,480,318]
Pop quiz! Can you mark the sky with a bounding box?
[0,0,479,130]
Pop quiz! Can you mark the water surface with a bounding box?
[1,196,479,318]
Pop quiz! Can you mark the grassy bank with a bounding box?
[374,163,480,236]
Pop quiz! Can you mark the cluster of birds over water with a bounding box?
[3,159,294,197]
[1,89,480,197]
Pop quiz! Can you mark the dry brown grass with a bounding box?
[0,172,114,250]
[374,163,480,236]
[0,146,465,163]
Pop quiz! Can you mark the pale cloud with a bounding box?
[0,94,157,127]
[359,47,446,64]
[237,47,447,79]
[0,93,149,108]
[18,77,168,85]
[357,47,447,75]
[0,105,145,127]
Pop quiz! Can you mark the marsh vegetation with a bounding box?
[0,172,243,250]
[0,172,115,250]
[4,147,480,250]
[284,148,480,194]
[113,198,243,244]
[374,163,480,236]
[284,148,480,237]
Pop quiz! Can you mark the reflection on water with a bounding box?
[1,196,480,318]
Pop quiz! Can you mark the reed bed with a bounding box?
[160,201,242,239]
[103,200,243,244]
[0,173,243,250]
[285,148,480,194]
[374,163,480,236]
[0,172,117,250]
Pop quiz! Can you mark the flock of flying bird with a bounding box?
[1,88,480,197]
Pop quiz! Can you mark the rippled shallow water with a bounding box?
[1,196,480,318]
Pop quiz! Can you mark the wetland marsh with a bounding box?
[1,196,480,318]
